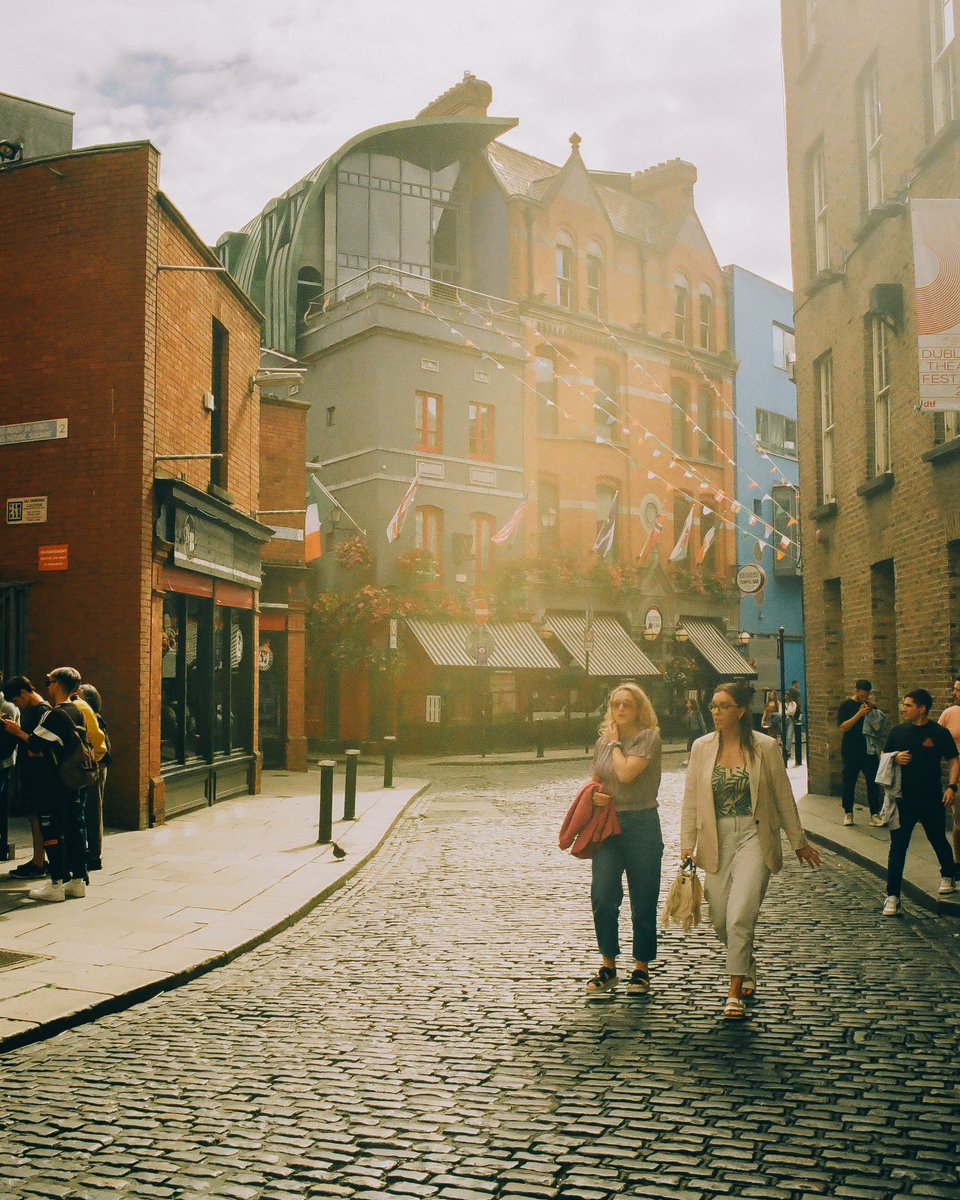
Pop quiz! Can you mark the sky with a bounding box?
[6,1,793,288]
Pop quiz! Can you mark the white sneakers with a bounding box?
[938,876,956,895]
[869,814,885,828]
[28,878,86,903]
[882,895,901,916]
[842,813,854,826]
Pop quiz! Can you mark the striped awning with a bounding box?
[405,619,562,670]
[681,618,758,678]
[544,614,659,677]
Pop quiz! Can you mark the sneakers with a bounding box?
[7,861,47,881]
[869,813,885,828]
[938,876,956,895]
[29,880,66,903]
[882,895,901,916]
[63,878,86,899]
[842,813,854,826]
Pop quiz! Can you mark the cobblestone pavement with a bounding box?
[2,762,960,1200]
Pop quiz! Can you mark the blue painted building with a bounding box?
[726,265,805,710]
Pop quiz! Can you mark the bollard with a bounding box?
[383,736,396,789]
[794,720,803,767]
[344,748,360,821]
[536,734,544,759]
[318,759,335,844]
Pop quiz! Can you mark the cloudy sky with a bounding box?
[7,1,792,287]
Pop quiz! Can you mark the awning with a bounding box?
[680,618,758,678]
[544,614,659,677]
[405,619,562,670]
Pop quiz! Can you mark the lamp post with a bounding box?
[583,613,594,754]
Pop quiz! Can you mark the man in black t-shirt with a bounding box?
[881,688,959,916]
[836,678,881,826]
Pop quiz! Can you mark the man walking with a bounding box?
[47,668,107,871]
[1,675,88,902]
[938,675,960,869]
[836,679,883,826]
[882,688,959,915]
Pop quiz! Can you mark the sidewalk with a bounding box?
[0,768,427,1053]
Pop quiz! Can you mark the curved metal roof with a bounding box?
[228,114,517,355]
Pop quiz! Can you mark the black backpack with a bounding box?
[38,708,99,791]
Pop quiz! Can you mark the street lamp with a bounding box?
[738,630,752,646]
[674,619,689,644]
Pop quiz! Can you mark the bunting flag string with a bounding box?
[395,284,800,559]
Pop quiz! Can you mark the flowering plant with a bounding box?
[334,536,373,571]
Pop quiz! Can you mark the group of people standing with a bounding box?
[583,680,819,1020]
[0,667,110,902]
[836,677,960,914]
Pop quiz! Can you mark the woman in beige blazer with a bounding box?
[680,680,820,1019]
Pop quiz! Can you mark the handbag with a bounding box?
[660,858,703,930]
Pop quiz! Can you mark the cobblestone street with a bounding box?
[2,761,960,1199]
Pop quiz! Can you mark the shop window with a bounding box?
[469,402,495,459]
[415,391,443,451]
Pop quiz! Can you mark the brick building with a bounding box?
[0,139,270,827]
[221,75,753,745]
[781,0,960,794]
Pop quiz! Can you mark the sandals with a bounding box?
[722,996,747,1020]
[742,967,757,998]
[626,968,650,995]
[585,966,617,994]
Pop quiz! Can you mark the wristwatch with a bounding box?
[947,784,957,794]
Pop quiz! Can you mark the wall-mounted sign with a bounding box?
[0,418,68,447]
[912,198,960,411]
[736,563,766,594]
[258,641,274,672]
[7,496,47,525]
[38,544,68,572]
[642,606,663,639]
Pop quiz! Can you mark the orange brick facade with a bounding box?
[0,142,264,828]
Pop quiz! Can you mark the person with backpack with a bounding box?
[77,682,110,871]
[1,673,90,902]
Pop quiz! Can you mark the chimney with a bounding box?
[631,158,698,219]
[416,72,493,119]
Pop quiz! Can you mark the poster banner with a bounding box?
[912,198,960,411]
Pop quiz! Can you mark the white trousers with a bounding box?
[704,815,771,976]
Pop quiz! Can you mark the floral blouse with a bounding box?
[712,764,752,818]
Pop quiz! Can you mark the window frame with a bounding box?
[468,401,495,460]
[586,242,604,317]
[556,233,575,309]
[817,351,835,502]
[674,274,690,341]
[415,391,443,452]
[871,315,892,475]
[755,407,799,460]
[698,387,716,459]
[861,61,884,211]
[593,360,620,440]
[698,284,715,351]
[932,0,957,133]
[535,349,559,437]
[471,512,496,581]
[672,379,692,457]
[415,505,444,572]
[811,142,830,273]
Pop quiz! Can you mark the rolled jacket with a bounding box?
[680,731,809,875]
[559,779,623,859]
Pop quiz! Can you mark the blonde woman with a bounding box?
[585,683,663,997]
[680,680,820,1020]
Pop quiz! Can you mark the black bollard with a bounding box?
[536,734,544,759]
[344,748,360,821]
[794,720,803,767]
[383,736,396,789]
[318,759,335,844]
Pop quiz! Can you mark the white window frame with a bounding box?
[812,144,830,272]
[818,353,835,502]
[872,316,892,475]
[772,323,797,371]
[556,234,574,309]
[862,64,884,210]
[932,0,957,133]
[674,274,690,342]
[586,242,603,317]
[698,284,714,350]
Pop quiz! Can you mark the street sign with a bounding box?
[38,544,68,571]
[465,626,497,665]
[0,418,68,448]
[6,496,47,525]
[736,563,766,594]
[473,598,490,625]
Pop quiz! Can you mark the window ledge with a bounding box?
[810,500,838,521]
[917,116,960,170]
[856,471,894,498]
[853,202,906,246]
[805,269,845,299]
[207,483,234,504]
[922,436,960,465]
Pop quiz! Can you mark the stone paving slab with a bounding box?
[0,769,426,1050]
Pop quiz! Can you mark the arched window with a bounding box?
[698,283,715,350]
[672,380,692,456]
[698,387,715,459]
[472,513,496,581]
[674,273,690,341]
[556,232,575,309]
[415,506,444,572]
[594,361,620,439]
[538,477,559,553]
[586,241,604,316]
[535,348,559,436]
[297,266,324,327]
[595,482,619,557]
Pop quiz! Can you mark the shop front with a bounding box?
[154,480,273,819]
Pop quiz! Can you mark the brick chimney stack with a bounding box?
[631,158,698,219]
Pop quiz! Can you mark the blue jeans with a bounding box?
[590,808,663,963]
